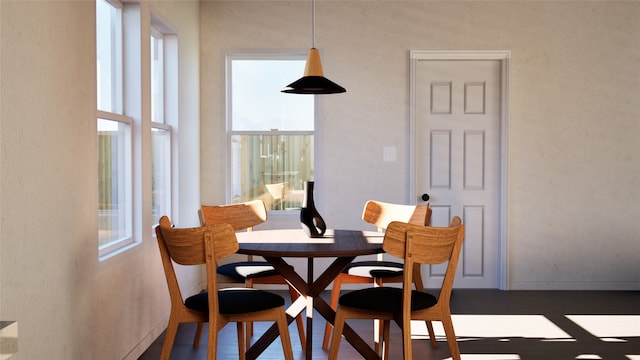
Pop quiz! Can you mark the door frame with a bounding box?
[409,50,511,290]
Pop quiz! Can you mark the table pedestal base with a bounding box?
[245,256,380,360]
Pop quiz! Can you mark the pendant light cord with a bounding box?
[311,0,316,48]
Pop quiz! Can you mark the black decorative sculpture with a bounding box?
[300,181,326,237]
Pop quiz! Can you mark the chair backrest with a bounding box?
[383,217,464,301]
[362,200,432,232]
[199,200,268,231]
[383,217,463,264]
[155,215,239,305]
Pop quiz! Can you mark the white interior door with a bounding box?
[412,53,508,289]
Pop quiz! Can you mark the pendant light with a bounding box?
[281,0,346,94]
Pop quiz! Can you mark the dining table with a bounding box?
[235,228,384,360]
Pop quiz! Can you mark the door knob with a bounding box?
[421,194,430,201]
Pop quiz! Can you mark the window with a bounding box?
[151,127,170,224]
[228,55,314,211]
[97,0,133,256]
[96,3,179,258]
[150,26,172,226]
[97,117,132,252]
[96,0,122,114]
[150,27,164,124]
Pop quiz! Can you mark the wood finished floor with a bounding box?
[139,290,640,360]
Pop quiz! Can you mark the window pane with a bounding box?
[98,118,132,248]
[150,31,164,123]
[231,59,313,131]
[152,128,170,224]
[231,134,313,210]
[96,0,122,113]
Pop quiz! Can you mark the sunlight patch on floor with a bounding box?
[568,315,640,360]
[566,315,640,339]
[411,315,573,340]
[441,355,521,360]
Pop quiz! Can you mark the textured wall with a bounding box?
[0,1,200,359]
[200,1,640,290]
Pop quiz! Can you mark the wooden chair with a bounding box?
[155,216,294,360]
[322,200,435,351]
[198,200,306,350]
[328,217,465,360]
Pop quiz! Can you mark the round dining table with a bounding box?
[235,228,384,360]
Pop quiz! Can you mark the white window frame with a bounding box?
[97,0,134,258]
[226,53,314,211]
[96,2,182,257]
[150,21,174,227]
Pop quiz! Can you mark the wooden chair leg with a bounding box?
[287,284,306,350]
[327,308,347,360]
[193,322,205,348]
[236,322,246,360]
[207,320,218,360]
[245,321,253,346]
[442,315,461,360]
[244,321,251,354]
[160,318,179,360]
[382,319,390,360]
[322,275,344,350]
[402,314,412,360]
[245,279,254,342]
[275,308,295,360]
[426,320,438,348]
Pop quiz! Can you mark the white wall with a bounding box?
[0,1,200,359]
[200,1,640,290]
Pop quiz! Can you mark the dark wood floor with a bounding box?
[139,290,640,360]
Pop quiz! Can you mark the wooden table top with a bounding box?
[236,228,384,257]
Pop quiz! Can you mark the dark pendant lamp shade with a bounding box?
[281,75,345,94]
[282,48,346,94]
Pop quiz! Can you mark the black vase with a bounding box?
[300,181,326,238]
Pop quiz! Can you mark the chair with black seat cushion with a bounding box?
[323,200,436,351]
[155,215,294,360]
[198,200,306,350]
[328,217,464,360]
